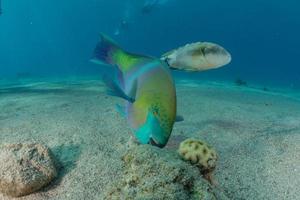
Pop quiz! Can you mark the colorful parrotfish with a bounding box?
[91,34,177,148]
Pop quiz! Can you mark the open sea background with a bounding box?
[0,0,299,89]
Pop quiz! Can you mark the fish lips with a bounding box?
[149,138,166,148]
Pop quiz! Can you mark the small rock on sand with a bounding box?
[0,143,57,197]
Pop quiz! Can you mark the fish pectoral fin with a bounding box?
[115,104,126,117]
[128,79,138,101]
[102,75,135,103]
[135,111,166,148]
[175,115,184,122]
[161,49,176,58]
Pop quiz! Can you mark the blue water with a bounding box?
[0,0,299,88]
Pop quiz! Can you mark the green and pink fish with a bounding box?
[91,34,177,148]
[91,34,231,148]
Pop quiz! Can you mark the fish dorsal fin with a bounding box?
[118,52,155,73]
[161,49,177,58]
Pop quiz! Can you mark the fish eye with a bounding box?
[200,47,206,55]
[204,46,219,55]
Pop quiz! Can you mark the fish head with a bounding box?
[199,42,232,69]
[134,107,173,148]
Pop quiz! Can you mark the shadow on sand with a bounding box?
[43,144,82,191]
[0,86,71,95]
[0,83,104,96]
[196,119,241,130]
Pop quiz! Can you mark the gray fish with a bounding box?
[161,42,231,72]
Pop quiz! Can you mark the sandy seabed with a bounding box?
[0,77,299,200]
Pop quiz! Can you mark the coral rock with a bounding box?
[178,138,218,174]
[104,144,218,200]
[0,143,57,197]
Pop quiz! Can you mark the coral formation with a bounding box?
[0,143,57,197]
[104,144,219,200]
[178,138,218,184]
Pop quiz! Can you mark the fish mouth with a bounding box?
[149,138,165,148]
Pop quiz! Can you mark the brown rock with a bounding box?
[104,145,220,200]
[0,143,57,197]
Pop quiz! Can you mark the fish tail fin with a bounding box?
[91,34,151,72]
[115,104,126,117]
[91,33,124,66]
[135,111,167,148]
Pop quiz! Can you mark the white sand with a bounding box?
[0,77,299,200]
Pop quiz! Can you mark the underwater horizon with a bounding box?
[0,0,300,89]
